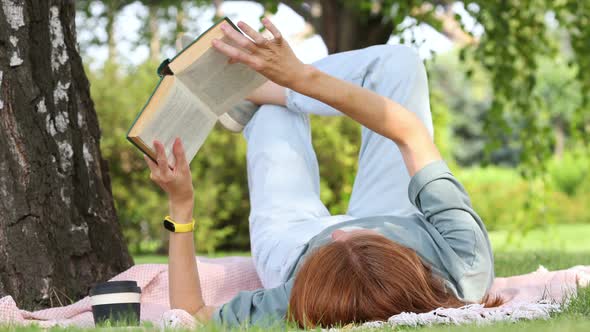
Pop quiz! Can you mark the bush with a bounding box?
[456,165,590,232]
[547,151,590,196]
[456,167,528,231]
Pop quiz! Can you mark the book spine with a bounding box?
[157,58,173,77]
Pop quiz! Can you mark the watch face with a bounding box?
[163,219,176,232]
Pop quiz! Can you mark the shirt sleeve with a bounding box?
[212,279,293,327]
[407,160,494,301]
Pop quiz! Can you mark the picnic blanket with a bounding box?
[0,257,261,328]
[1,257,589,329]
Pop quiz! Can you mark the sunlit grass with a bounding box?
[490,224,590,253]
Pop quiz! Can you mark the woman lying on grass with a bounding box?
[144,18,501,328]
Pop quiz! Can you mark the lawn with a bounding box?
[3,224,590,331]
[489,224,590,253]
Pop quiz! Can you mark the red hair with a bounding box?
[288,234,501,328]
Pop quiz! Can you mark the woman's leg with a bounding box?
[288,45,434,217]
[245,105,335,288]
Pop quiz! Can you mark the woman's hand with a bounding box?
[144,138,194,221]
[212,18,309,89]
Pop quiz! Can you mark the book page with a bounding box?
[138,77,217,165]
[176,44,267,117]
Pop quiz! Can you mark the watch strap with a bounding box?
[163,215,195,233]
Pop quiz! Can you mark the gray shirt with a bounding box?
[213,160,494,327]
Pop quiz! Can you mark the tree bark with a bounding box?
[0,0,133,310]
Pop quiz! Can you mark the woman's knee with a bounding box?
[245,105,308,138]
[370,44,424,76]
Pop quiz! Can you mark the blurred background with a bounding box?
[74,0,590,256]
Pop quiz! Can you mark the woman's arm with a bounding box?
[212,19,440,176]
[144,138,216,322]
[293,69,440,176]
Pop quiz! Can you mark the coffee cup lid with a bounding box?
[90,281,141,296]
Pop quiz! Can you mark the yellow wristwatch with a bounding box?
[163,215,195,233]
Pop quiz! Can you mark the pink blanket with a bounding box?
[1,257,588,328]
[0,257,261,328]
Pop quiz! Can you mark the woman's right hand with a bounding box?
[144,138,194,222]
[212,18,310,90]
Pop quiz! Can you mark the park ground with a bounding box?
[4,224,590,331]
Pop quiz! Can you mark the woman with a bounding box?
[144,18,498,328]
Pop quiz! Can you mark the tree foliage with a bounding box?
[75,1,590,252]
[251,0,590,173]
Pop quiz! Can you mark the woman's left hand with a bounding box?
[144,138,194,218]
[212,18,308,89]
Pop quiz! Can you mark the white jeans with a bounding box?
[244,45,434,288]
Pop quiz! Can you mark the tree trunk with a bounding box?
[317,0,394,53]
[279,0,394,53]
[213,0,223,20]
[148,4,160,62]
[105,0,117,62]
[0,0,133,310]
[175,3,184,42]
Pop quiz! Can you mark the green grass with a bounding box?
[490,224,590,253]
[3,224,590,331]
[398,315,590,332]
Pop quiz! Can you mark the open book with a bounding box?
[127,17,267,165]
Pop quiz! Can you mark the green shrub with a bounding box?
[547,151,590,196]
[456,165,590,232]
[456,167,528,231]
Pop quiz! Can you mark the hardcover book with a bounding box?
[127,17,266,165]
